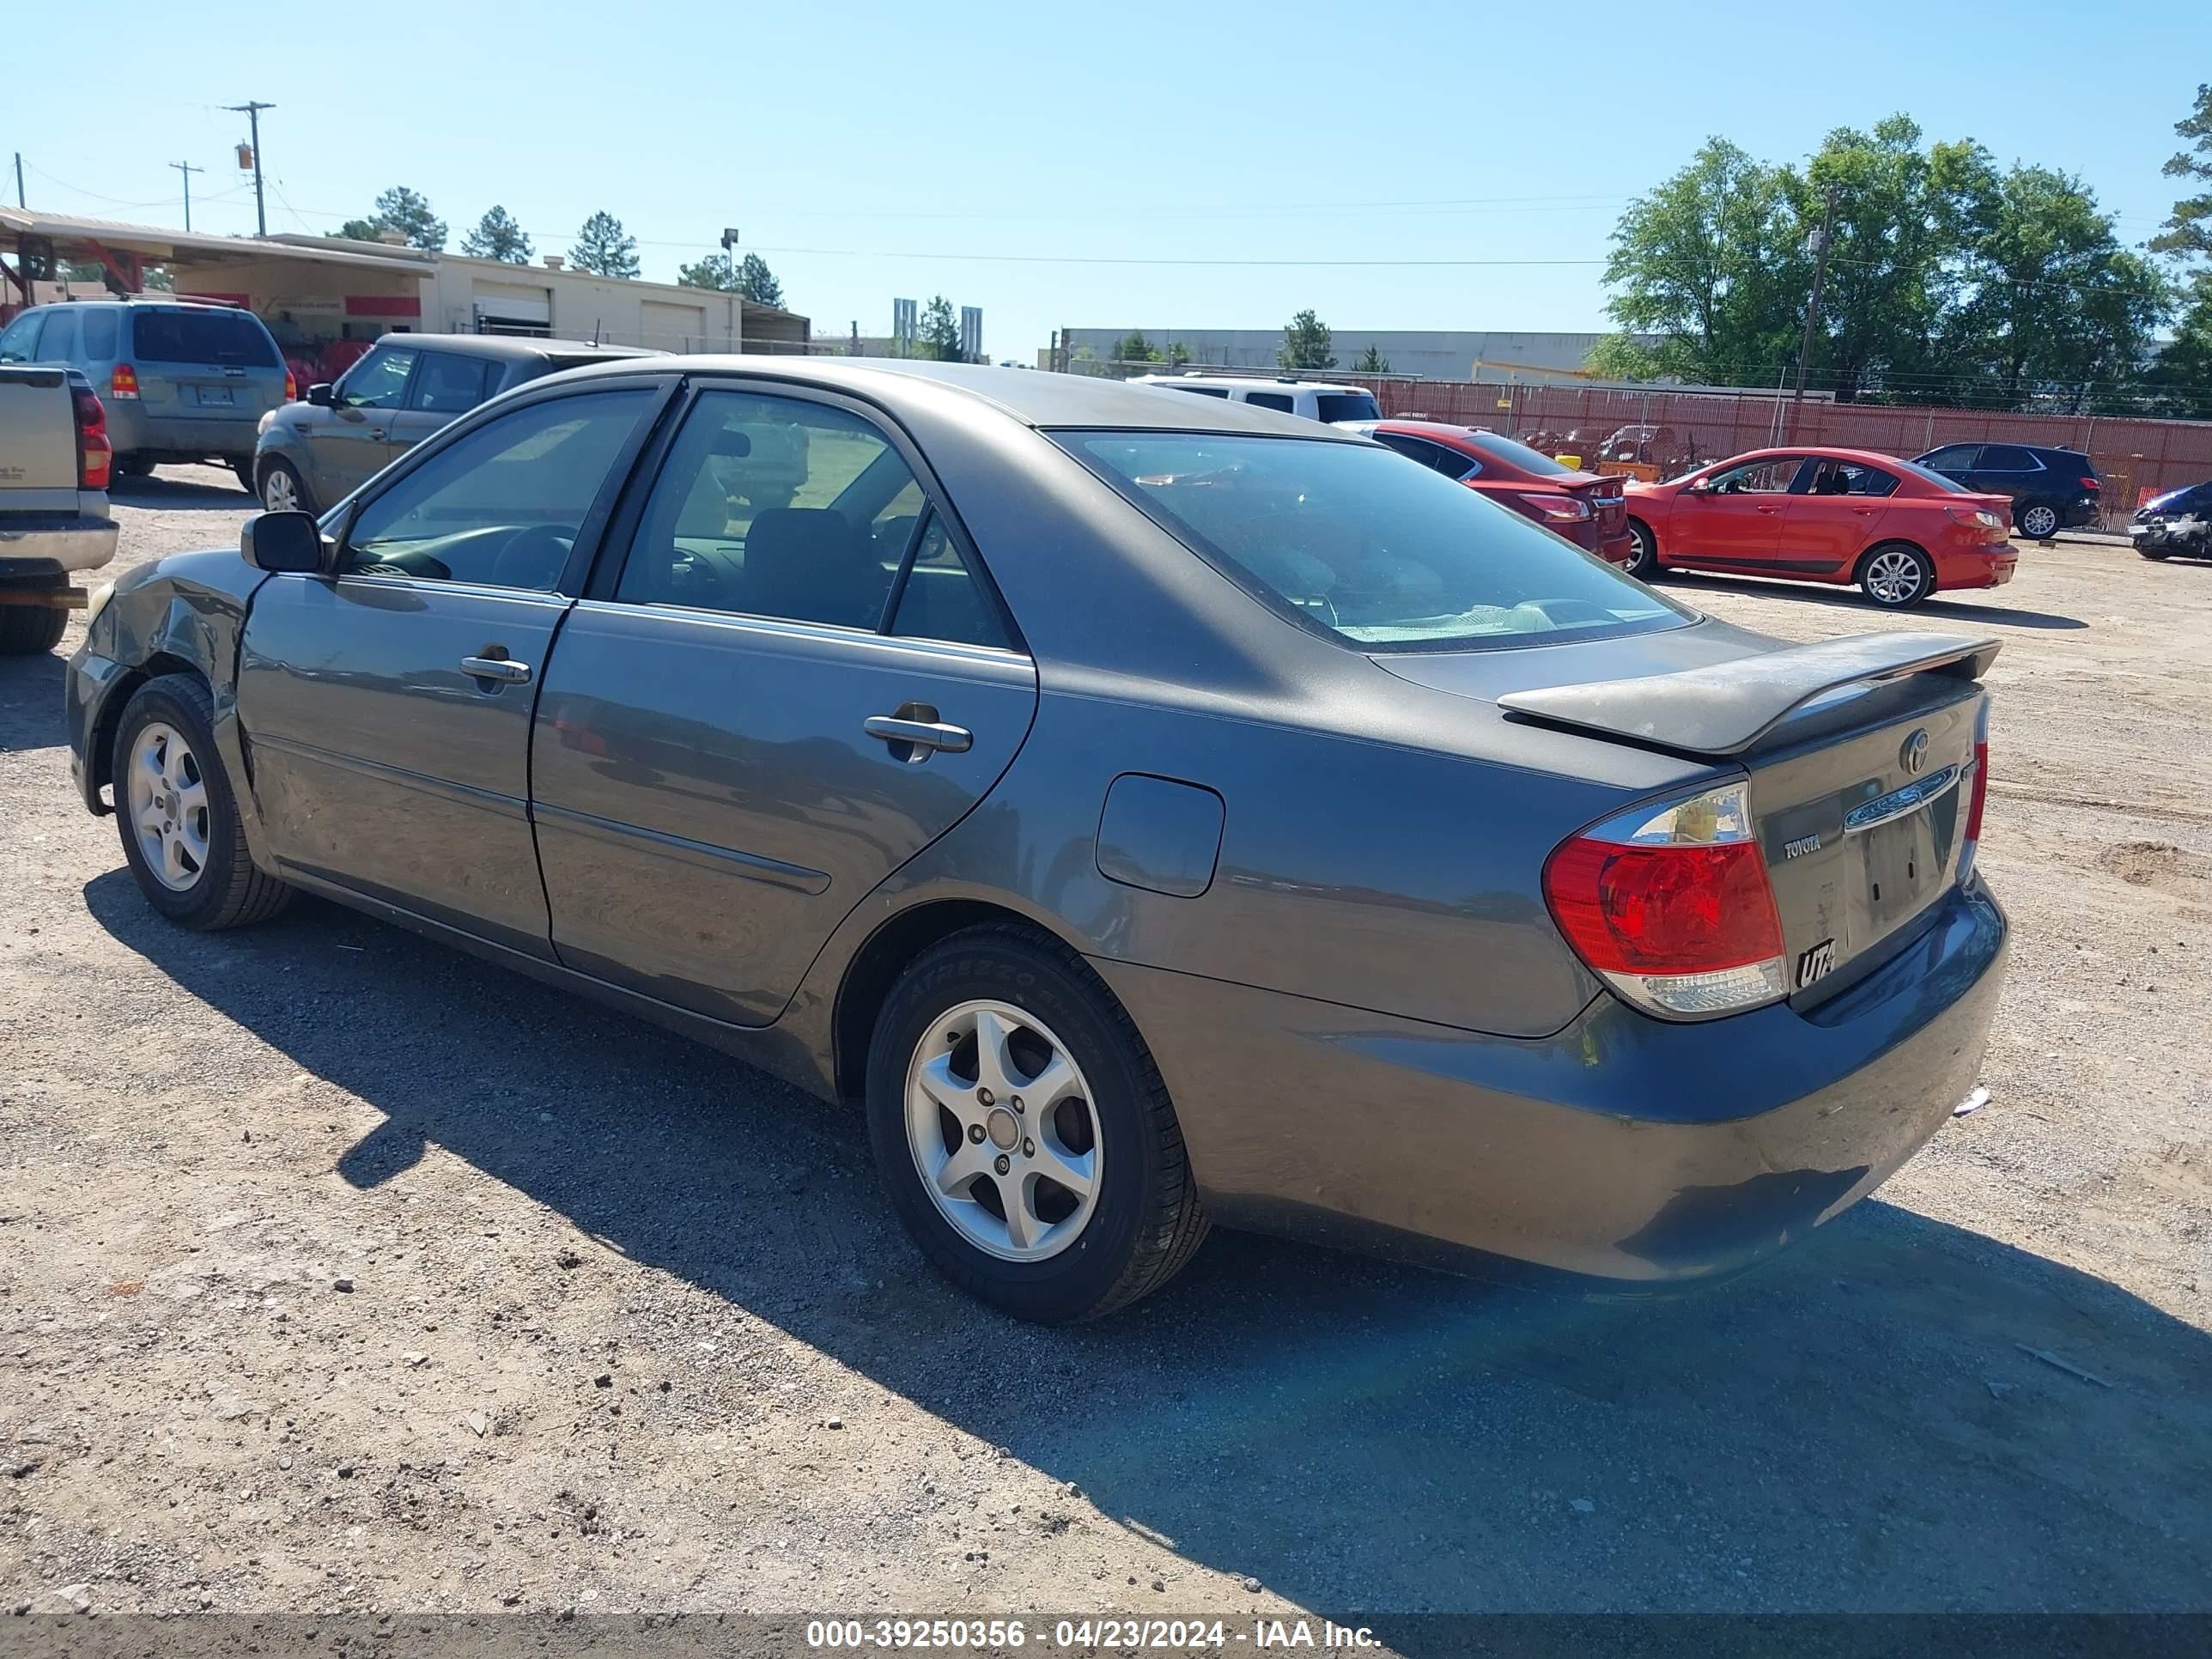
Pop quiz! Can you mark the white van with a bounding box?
[1128,374,1381,425]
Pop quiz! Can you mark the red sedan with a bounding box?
[1346,421,1635,564]
[1622,447,2017,609]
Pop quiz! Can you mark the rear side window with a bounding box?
[131,308,279,368]
[1244,392,1294,412]
[1918,446,1978,470]
[1164,384,1231,398]
[1062,432,1686,653]
[35,309,80,362]
[1376,433,1477,481]
[408,353,495,415]
[1315,392,1380,422]
[1975,445,2038,471]
[79,308,118,359]
[1462,429,1578,477]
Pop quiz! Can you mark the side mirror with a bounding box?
[241,510,331,574]
[305,382,335,407]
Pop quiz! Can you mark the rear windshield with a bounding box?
[131,308,278,368]
[1886,456,1974,495]
[1462,428,1578,477]
[1314,392,1380,422]
[1060,432,1688,653]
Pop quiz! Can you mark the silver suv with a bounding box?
[0,299,289,489]
[251,333,658,515]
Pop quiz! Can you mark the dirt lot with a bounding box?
[3,468,2208,1626]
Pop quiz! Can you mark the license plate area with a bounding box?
[194,386,234,407]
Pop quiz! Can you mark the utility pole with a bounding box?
[169,160,204,232]
[12,153,23,210]
[1788,188,1839,443]
[222,102,275,237]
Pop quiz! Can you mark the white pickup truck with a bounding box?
[0,362,118,653]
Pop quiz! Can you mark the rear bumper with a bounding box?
[1098,877,2007,1285]
[106,403,261,460]
[1936,543,2017,590]
[0,514,118,574]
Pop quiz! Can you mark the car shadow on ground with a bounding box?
[0,646,70,753]
[1663,573,2088,630]
[84,872,2212,1624]
[110,473,255,511]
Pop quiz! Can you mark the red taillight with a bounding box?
[1518,491,1593,523]
[1960,698,1990,878]
[1542,782,1790,1019]
[109,363,140,400]
[285,368,298,402]
[72,387,112,492]
[2079,476,2100,493]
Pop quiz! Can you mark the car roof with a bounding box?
[1130,374,1370,393]
[373,333,660,362]
[1720,446,1913,469]
[542,355,1371,435]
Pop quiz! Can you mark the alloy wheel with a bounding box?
[261,466,299,514]
[903,1000,1102,1262]
[127,722,211,891]
[2020,504,2058,538]
[1864,549,1925,605]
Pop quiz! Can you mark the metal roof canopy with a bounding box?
[2,207,431,298]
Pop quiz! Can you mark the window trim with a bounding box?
[1973,446,2045,475]
[327,374,682,596]
[585,374,1027,654]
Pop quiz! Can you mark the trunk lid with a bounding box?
[1562,471,1630,539]
[1381,624,1996,999]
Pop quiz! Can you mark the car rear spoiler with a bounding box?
[1498,631,2002,757]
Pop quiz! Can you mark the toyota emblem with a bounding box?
[1900,729,1929,775]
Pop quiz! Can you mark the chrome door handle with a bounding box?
[865,714,971,753]
[460,655,532,684]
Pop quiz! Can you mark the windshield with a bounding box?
[131,308,279,368]
[1060,432,1689,652]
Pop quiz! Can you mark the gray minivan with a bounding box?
[0,299,289,489]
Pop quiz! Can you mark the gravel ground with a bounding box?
[3,467,2208,1625]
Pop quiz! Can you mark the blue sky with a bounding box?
[8,0,2207,362]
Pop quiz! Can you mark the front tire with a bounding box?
[2018,502,2059,539]
[258,454,313,515]
[0,605,68,655]
[2137,544,2172,562]
[112,675,293,930]
[866,925,1207,1322]
[1858,542,1935,609]
[1624,517,1660,580]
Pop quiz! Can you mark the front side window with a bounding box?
[1918,446,1978,471]
[343,389,652,588]
[340,346,416,410]
[617,389,1010,645]
[408,353,495,415]
[0,313,40,362]
[1061,432,1686,652]
[1706,457,1804,495]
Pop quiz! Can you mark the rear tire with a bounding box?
[114,454,155,479]
[2137,544,2172,562]
[1858,542,1935,609]
[0,605,68,655]
[232,460,257,495]
[112,674,293,931]
[865,924,1207,1322]
[1624,517,1660,580]
[257,455,313,515]
[2018,502,2059,539]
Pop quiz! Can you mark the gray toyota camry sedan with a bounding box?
[65,358,2007,1322]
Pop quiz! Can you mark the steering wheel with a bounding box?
[491,524,575,590]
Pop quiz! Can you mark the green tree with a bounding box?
[338,185,446,252]
[1115,330,1163,363]
[568,210,640,279]
[1946,163,2168,410]
[1353,343,1391,373]
[1601,137,1809,386]
[1167,341,1193,366]
[2149,86,2212,416]
[738,253,784,307]
[678,252,742,290]
[460,205,532,263]
[1583,334,1666,380]
[916,295,964,361]
[1279,309,1335,370]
